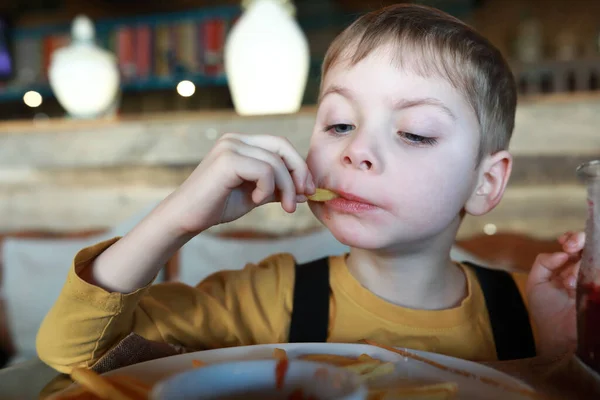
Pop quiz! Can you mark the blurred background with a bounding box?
[0,0,599,370]
[0,0,599,118]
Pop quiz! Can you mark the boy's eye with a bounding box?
[398,131,438,146]
[325,124,355,134]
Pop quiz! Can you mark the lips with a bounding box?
[322,189,378,213]
[333,190,375,206]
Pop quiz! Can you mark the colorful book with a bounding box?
[135,25,153,79]
[175,21,198,74]
[154,24,171,78]
[117,26,136,80]
[202,18,226,77]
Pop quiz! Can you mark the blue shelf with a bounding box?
[0,84,53,103]
[121,74,228,92]
[0,75,228,103]
[2,6,240,104]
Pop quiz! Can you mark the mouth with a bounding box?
[334,190,375,205]
[322,189,378,213]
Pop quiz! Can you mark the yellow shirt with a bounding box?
[36,238,530,374]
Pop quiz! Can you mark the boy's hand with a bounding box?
[167,133,315,235]
[527,231,584,357]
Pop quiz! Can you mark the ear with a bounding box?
[464,150,512,216]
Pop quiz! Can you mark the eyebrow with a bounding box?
[394,97,457,121]
[319,85,354,104]
[319,85,457,121]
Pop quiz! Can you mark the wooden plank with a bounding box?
[0,112,316,168]
[511,96,600,156]
[0,94,599,169]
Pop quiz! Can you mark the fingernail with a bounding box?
[296,194,307,203]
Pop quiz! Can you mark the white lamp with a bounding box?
[49,15,120,119]
[224,0,310,116]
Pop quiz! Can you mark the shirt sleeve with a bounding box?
[36,238,296,374]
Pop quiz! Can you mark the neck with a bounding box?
[346,223,467,310]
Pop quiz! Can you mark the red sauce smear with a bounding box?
[275,358,289,390]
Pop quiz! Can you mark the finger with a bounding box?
[558,231,574,245]
[214,138,297,211]
[560,263,579,291]
[232,141,298,212]
[530,252,570,284]
[220,152,276,205]
[562,231,585,254]
[224,134,311,194]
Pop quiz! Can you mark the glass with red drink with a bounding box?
[576,160,600,376]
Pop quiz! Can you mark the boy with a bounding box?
[37,4,580,374]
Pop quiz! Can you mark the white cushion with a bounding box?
[0,202,161,361]
[178,228,350,285]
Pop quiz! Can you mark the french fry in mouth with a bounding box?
[307,188,339,202]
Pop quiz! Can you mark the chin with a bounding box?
[310,203,394,249]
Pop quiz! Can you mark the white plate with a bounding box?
[58,343,538,400]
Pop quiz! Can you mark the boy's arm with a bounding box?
[36,239,295,374]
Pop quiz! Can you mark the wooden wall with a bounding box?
[0,93,598,239]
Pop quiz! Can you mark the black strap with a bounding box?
[288,257,330,343]
[0,346,10,369]
[465,262,537,360]
[288,258,536,360]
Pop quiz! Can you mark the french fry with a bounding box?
[359,362,395,382]
[273,348,288,361]
[50,385,89,399]
[110,376,152,398]
[70,368,134,400]
[358,354,377,362]
[368,382,458,400]
[307,188,339,202]
[299,354,359,366]
[342,361,382,374]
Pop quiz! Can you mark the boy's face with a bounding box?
[306,46,510,251]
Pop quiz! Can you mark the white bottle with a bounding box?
[224,0,310,116]
[49,15,120,119]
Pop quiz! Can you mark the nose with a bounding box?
[341,131,380,172]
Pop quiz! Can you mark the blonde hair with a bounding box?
[321,4,516,159]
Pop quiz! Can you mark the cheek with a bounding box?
[389,155,476,221]
[306,142,336,180]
